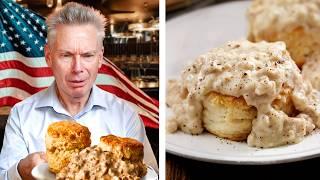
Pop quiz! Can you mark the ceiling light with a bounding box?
[128,22,159,32]
[111,32,137,39]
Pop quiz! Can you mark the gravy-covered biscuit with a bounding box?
[167,40,318,148]
[247,0,320,67]
[57,135,147,179]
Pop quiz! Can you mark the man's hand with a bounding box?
[17,152,47,180]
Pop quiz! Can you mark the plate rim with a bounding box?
[31,163,55,180]
[166,133,320,165]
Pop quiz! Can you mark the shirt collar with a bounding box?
[34,82,56,109]
[35,82,109,111]
[84,84,109,110]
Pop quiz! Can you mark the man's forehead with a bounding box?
[53,39,100,49]
[54,24,99,38]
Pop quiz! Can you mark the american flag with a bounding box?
[0,0,159,128]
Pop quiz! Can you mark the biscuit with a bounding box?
[203,88,296,141]
[98,135,144,161]
[203,92,257,141]
[45,120,91,173]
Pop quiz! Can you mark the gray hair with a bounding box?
[46,2,107,47]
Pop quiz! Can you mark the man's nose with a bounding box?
[72,55,83,73]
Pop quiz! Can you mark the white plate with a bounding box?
[31,163,55,180]
[32,163,158,180]
[166,1,320,164]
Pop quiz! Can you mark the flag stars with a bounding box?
[17,21,21,25]
[21,14,25,19]
[3,20,7,24]
[8,3,12,6]
[22,27,27,32]
[40,46,44,51]
[9,27,14,31]
[36,19,40,24]
[2,30,7,35]
[14,34,20,38]
[8,36,13,41]
[34,39,39,45]
[0,43,5,47]
[41,25,46,30]
[13,43,18,47]
[27,20,31,24]
[30,13,35,17]
[33,26,38,31]
[20,41,26,45]
[4,8,8,13]
[39,32,43,37]
[10,15,14,19]
[28,33,33,38]
[15,8,19,12]
[26,47,31,52]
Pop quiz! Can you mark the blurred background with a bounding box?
[15,0,160,100]
[167,0,246,18]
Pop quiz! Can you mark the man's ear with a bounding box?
[44,44,52,68]
[98,47,104,68]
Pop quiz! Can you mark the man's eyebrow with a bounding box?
[81,51,97,54]
[56,50,72,53]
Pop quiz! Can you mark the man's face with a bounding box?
[45,24,103,99]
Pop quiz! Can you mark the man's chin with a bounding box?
[68,88,88,98]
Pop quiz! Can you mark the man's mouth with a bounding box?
[68,80,86,87]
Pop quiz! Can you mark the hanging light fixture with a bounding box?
[54,0,63,12]
[47,0,54,8]
[149,17,159,30]
[128,22,149,32]
[128,21,159,32]
[110,21,137,39]
[111,32,137,39]
[127,1,159,32]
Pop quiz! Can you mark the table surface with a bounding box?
[165,0,320,179]
[166,152,320,179]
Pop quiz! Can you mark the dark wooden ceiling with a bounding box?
[74,0,159,23]
[20,0,159,23]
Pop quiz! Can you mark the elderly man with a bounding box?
[0,2,157,179]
